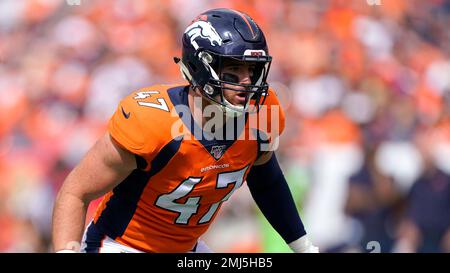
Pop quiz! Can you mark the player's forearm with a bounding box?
[248,173,306,243]
[247,155,319,252]
[52,188,89,252]
[247,154,306,243]
[52,134,137,252]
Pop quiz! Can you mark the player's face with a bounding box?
[219,60,255,107]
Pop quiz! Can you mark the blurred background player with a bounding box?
[51,8,318,253]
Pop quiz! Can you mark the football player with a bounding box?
[52,8,318,253]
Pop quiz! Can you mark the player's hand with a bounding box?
[288,235,320,253]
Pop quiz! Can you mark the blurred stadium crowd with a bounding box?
[0,0,449,253]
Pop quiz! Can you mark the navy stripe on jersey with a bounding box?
[168,86,247,160]
[135,154,148,170]
[95,136,183,239]
[84,222,105,253]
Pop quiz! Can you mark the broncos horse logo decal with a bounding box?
[185,21,223,50]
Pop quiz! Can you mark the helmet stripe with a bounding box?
[232,10,256,39]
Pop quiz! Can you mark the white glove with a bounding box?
[56,250,78,253]
[288,235,320,253]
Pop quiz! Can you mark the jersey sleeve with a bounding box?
[108,96,149,156]
[107,86,176,168]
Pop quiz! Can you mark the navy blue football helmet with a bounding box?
[175,8,272,115]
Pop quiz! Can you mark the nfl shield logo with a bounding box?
[210,145,226,160]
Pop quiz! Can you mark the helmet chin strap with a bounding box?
[201,92,248,118]
[222,97,247,117]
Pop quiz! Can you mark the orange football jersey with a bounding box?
[91,84,285,252]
